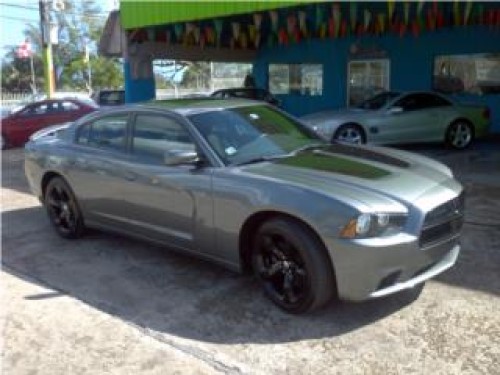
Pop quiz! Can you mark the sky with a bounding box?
[0,0,117,59]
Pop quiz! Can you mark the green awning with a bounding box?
[120,1,314,30]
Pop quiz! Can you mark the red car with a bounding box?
[2,98,97,149]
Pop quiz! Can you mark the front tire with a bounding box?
[44,177,85,239]
[252,218,335,313]
[446,120,473,149]
[332,124,366,145]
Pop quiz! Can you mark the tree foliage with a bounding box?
[1,0,123,93]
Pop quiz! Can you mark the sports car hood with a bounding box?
[239,144,460,212]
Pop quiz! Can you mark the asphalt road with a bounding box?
[2,144,500,375]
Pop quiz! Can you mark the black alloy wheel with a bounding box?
[333,124,366,145]
[44,177,85,239]
[252,218,335,313]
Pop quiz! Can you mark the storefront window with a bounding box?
[347,59,390,106]
[269,64,323,96]
[433,54,500,95]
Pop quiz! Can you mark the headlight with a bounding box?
[340,213,407,239]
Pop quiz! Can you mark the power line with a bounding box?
[0,2,110,17]
[0,2,39,11]
[0,15,39,23]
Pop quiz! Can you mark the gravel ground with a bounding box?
[2,143,499,375]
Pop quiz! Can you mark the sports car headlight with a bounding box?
[340,213,407,239]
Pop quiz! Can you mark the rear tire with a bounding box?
[44,177,85,239]
[445,120,473,149]
[252,217,335,313]
[332,124,366,145]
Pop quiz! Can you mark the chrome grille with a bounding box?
[420,192,464,248]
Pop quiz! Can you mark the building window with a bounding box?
[347,59,390,106]
[434,53,500,95]
[269,64,323,96]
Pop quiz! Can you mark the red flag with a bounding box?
[16,40,32,58]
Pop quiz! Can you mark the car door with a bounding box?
[7,102,52,144]
[373,93,440,144]
[113,112,215,254]
[66,112,132,227]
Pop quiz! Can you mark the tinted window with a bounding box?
[62,101,80,111]
[76,115,128,151]
[76,123,91,144]
[393,94,421,111]
[393,93,452,111]
[357,92,401,110]
[425,94,452,107]
[22,103,49,116]
[132,114,195,163]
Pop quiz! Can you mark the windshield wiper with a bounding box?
[291,143,327,155]
[234,155,285,166]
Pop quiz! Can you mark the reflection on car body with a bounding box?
[25,99,463,313]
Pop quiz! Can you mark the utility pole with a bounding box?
[39,0,54,98]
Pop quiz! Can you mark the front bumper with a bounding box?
[325,233,460,301]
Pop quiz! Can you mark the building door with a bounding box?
[347,60,390,106]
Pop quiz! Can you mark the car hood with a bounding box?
[300,108,369,125]
[238,144,459,212]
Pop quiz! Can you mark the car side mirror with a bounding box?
[388,106,404,115]
[164,150,200,166]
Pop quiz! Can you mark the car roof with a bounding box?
[136,98,264,116]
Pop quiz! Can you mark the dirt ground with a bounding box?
[2,143,500,375]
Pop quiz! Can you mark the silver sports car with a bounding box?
[25,100,464,313]
[301,91,490,149]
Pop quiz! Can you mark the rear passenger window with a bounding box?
[132,115,195,163]
[76,115,128,152]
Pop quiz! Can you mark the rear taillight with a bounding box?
[482,108,490,120]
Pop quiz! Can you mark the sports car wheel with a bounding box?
[252,218,335,313]
[44,177,85,239]
[1,134,7,150]
[333,124,366,144]
[446,121,473,149]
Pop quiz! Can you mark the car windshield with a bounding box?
[356,92,401,110]
[188,105,323,165]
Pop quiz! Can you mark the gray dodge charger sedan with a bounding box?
[25,99,464,313]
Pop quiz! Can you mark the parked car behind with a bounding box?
[92,89,125,107]
[211,87,281,107]
[25,99,463,313]
[301,91,490,149]
[2,98,97,149]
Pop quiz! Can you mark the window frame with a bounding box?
[129,112,199,165]
[268,63,324,96]
[74,111,132,154]
[347,59,390,107]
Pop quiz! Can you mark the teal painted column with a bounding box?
[124,61,156,103]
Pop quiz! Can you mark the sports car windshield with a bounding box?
[188,105,323,165]
[356,92,401,110]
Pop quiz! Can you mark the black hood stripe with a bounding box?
[325,143,410,168]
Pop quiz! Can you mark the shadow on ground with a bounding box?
[2,148,31,195]
[2,206,424,345]
[3,204,499,345]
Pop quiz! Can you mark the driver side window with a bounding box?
[393,95,420,112]
[132,114,195,164]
